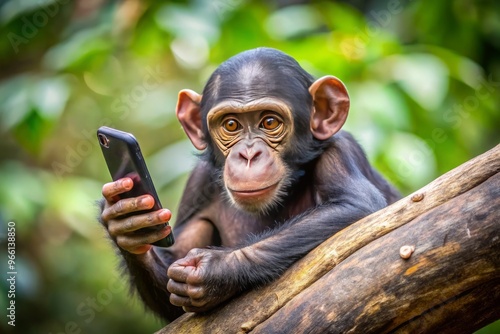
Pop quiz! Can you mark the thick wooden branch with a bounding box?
[158,144,500,334]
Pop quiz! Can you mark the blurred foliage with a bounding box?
[0,0,498,333]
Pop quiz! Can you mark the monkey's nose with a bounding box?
[239,148,261,164]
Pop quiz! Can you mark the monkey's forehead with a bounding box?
[206,98,293,120]
[203,59,312,109]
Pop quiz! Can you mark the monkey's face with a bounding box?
[206,98,294,213]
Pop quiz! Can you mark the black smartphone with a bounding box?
[97,126,174,247]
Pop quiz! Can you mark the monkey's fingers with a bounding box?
[115,225,171,254]
[102,178,133,202]
[107,209,171,235]
[167,279,189,297]
[169,293,191,308]
[101,195,155,221]
[167,259,199,284]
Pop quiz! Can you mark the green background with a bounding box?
[0,0,498,333]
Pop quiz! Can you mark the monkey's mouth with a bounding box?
[229,183,279,200]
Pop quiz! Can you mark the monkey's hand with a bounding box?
[167,248,241,313]
[100,177,172,255]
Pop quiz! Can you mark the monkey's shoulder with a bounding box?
[311,131,365,180]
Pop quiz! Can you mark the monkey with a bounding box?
[99,47,400,321]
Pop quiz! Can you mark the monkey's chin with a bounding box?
[228,183,281,214]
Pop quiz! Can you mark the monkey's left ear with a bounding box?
[308,76,350,140]
[176,89,207,150]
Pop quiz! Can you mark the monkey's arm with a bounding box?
[236,180,385,287]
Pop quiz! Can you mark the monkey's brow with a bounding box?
[206,98,292,119]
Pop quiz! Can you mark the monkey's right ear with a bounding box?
[176,89,207,150]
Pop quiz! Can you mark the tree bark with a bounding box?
[157,144,500,334]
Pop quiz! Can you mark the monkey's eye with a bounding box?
[261,116,281,130]
[223,118,240,132]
